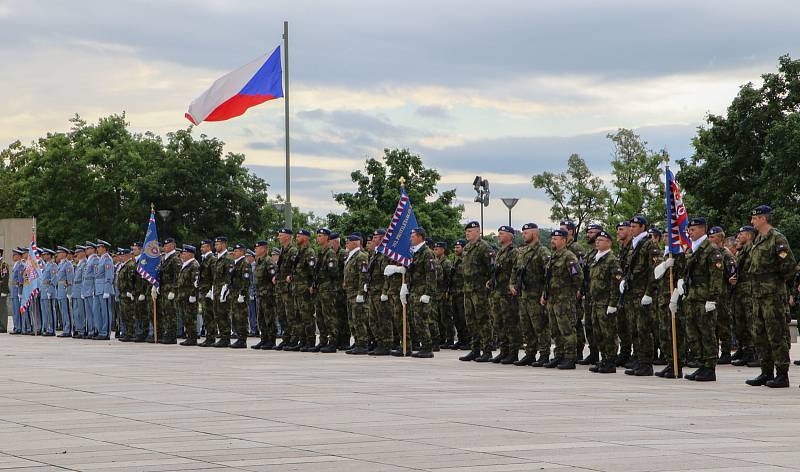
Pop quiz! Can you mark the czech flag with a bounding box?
[185,46,283,125]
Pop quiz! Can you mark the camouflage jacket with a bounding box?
[450,254,464,295]
[276,244,297,293]
[198,252,216,294]
[367,250,389,295]
[254,257,277,298]
[177,259,199,302]
[0,259,8,295]
[657,253,686,306]
[492,243,517,296]
[409,244,437,296]
[291,244,316,289]
[228,256,251,300]
[588,251,621,308]
[160,251,182,294]
[510,242,550,299]
[747,227,797,299]
[343,248,369,296]
[213,250,234,291]
[683,238,724,303]
[462,239,495,292]
[545,247,583,302]
[627,236,660,296]
[436,254,452,299]
[315,246,339,292]
[734,243,753,297]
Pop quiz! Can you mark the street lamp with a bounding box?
[472,176,490,236]
[157,209,172,221]
[500,198,519,227]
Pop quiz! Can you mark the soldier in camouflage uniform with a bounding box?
[366,230,393,355]
[274,229,297,350]
[578,224,603,365]
[177,245,200,346]
[332,234,351,349]
[744,205,797,388]
[228,244,251,348]
[621,216,660,377]
[401,227,437,358]
[212,236,234,347]
[615,221,634,366]
[708,226,737,364]
[159,238,182,344]
[434,242,454,349]
[198,240,217,346]
[731,226,757,366]
[383,260,405,349]
[252,241,278,350]
[561,219,588,361]
[450,240,469,349]
[510,223,550,367]
[541,229,584,369]
[343,233,370,354]
[647,227,664,363]
[288,229,317,351]
[488,226,520,364]
[314,229,340,353]
[679,217,724,382]
[117,248,138,342]
[586,230,621,373]
[653,249,687,379]
[130,242,148,342]
[458,221,496,363]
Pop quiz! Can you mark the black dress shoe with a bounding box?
[261,342,276,350]
[474,351,493,363]
[544,357,561,369]
[411,350,434,358]
[531,355,550,368]
[684,368,703,381]
[459,350,480,362]
[746,372,774,386]
[717,353,732,365]
[213,338,230,348]
[320,345,337,353]
[371,347,390,356]
[557,359,576,370]
[514,353,536,366]
[251,340,265,350]
[180,338,197,346]
[694,367,716,382]
[230,339,247,349]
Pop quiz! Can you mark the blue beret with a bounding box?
[246,249,256,257]
[200,239,213,246]
[688,217,707,227]
[233,243,247,251]
[118,248,131,255]
[316,228,331,236]
[373,229,387,237]
[163,238,175,245]
[434,241,447,249]
[278,228,293,235]
[596,230,613,240]
[586,223,603,231]
[255,240,268,247]
[182,244,197,254]
[616,221,631,228]
[214,236,228,243]
[347,233,362,241]
[465,221,480,229]
[96,240,111,248]
[271,248,281,256]
[297,229,311,237]
[648,227,662,237]
[751,205,772,216]
[455,239,467,247]
[131,242,143,248]
[551,229,568,238]
[498,225,515,234]
[630,215,648,226]
[559,219,576,229]
[412,227,426,235]
[521,223,538,231]
[737,225,756,234]
[708,226,724,235]
[425,238,434,247]
[330,232,340,240]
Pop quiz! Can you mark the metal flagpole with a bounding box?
[283,20,293,230]
[666,155,680,379]
[399,177,408,357]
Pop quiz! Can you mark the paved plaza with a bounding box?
[1,335,800,472]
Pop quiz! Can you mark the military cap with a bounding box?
[11,248,22,255]
[551,229,568,238]
[708,226,724,235]
[751,205,773,216]
[131,242,143,248]
[737,225,756,234]
[200,239,213,246]
[559,219,576,229]
[182,244,197,254]
[118,248,131,255]
[330,232,340,240]
[688,217,707,227]
[596,230,613,241]
[616,221,631,228]
[521,222,538,231]
[373,229,387,237]
[18,247,29,253]
[412,227,427,236]
[97,239,111,248]
[586,223,603,231]
[278,228,293,235]
[498,225,515,234]
[41,248,53,255]
[214,236,228,242]
[347,233,362,241]
[84,241,96,249]
[434,241,447,249]
[465,221,480,229]
[246,249,255,257]
[56,246,69,253]
[647,227,662,237]
[455,239,466,247]
[271,247,281,256]
[163,237,176,245]
[297,229,311,237]
[316,228,331,236]
[630,215,648,226]
[232,243,247,251]
[74,246,86,253]
[255,240,268,248]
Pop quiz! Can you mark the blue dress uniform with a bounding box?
[72,247,86,337]
[55,247,74,336]
[94,240,115,339]
[83,243,99,336]
[41,251,57,335]
[11,250,24,333]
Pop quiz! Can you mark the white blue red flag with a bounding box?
[185,46,283,125]
[137,210,161,286]
[20,232,43,315]
[666,168,690,254]
[376,188,419,267]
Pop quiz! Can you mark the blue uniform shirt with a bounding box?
[41,261,56,300]
[11,261,25,297]
[95,253,115,296]
[55,260,73,299]
[83,254,98,297]
[73,260,85,298]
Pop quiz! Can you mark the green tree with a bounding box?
[329,148,465,247]
[532,153,610,235]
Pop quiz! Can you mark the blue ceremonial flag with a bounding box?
[666,168,690,254]
[376,187,418,267]
[20,232,44,315]
[136,209,161,286]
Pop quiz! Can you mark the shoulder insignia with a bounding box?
[568,262,580,276]
[244,272,249,278]
[711,252,723,261]
[776,244,789,259]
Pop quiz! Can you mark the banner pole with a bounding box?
[402,272,407,357]
[153,297,158,344]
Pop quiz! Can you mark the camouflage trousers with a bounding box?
[491,291,520,352]
[684,299,718,369]
[315,290,337,346]
[437,295,454,344]
[368,293,394,349]
[256,294,277,344]
[590,302,618,362]
[657,301,684,365]
[389,294,403,347]
[215,295,232,340]
[519,294,549,357]
[582,296,596,354]
[450,291,469,344]
[629,292,657,364]
[346,294,368,348]
[752,294,790,372]
[120,297,135,338]
[160,297,178,339]
[547,297,577,361]
[617,304,635,359]
[575,298,586,353]
[409,293,433,350]
[716,298,733,354]
[201,293,216,338]
[229,298,249,341]
[292,285,316,346]
[336,291,350,347]
[275,289,294,342]
[180,299,198,339]
[732,292,753,356]
[465,287,493,352]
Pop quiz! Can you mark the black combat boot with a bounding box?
[320,345,337,353]
[230,338,247,349]
[180,338,197,346]
[490,351,507,364]
[391,347,412,356]
[577,349,599,366]
[213,338,230,348]
[513,352,536,366]
[745,368,774,386]
[694,367,716,382]
[597,361,617,374]
[624,359,641,376]
[371,346,390,356]
[459,350,480,361]
[766,368,789,388]
[731,349,744,361]
[199,336,215,347]
[557,358,576,370]
[732,351,753,366]
[349,346,369,355]
[717,352,732,365]
[633,363,654,376]
[531,353,549,368]
[261,341,275,350]
[500,351,519,365]
[684,367,703,381]
[411,349,434,358]
[544,357,561,369]
[251,340,265,350]
[474,351,493,362]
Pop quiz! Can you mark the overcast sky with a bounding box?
[1,0,797,230]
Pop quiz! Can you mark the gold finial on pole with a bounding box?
[399,176,406,188]
[150,202,155,213]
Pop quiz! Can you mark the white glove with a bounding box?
[669,300,678,315]
[676,278,685,296]
[237,294,245,304]
[380,294,389,302]
[400,283,409,305]
[606,306,617,314]
[653,262,666,280]
[0,294,6,298]
[363,284,368,292]
[705,301,717,312]
[167,292,175,300]
[641,295,653,306]
[420,294,431,304]
[151,286,158,299]
[220,284,229,302]
[138,294,145,301]
[126,292,134,300]
[81,294,86,299]
[66,294,71,300]
[355,294,365,303]
[383,265,406,276]
[618,279,626,294]
[103,292,110,299]
[189,296,196,303]
[663,257,675,269]
[205,289,213,300]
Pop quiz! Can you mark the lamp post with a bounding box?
[472,176,490,237]
[157,209,172,238]
[500,198,519,227]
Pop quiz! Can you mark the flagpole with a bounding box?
[31,223,39,336]
[151,203,158,344]
[665,154,679,379]
[399,177,408,357]
[282,20,293,230]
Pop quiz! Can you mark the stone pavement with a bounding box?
[1,336,800,472]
